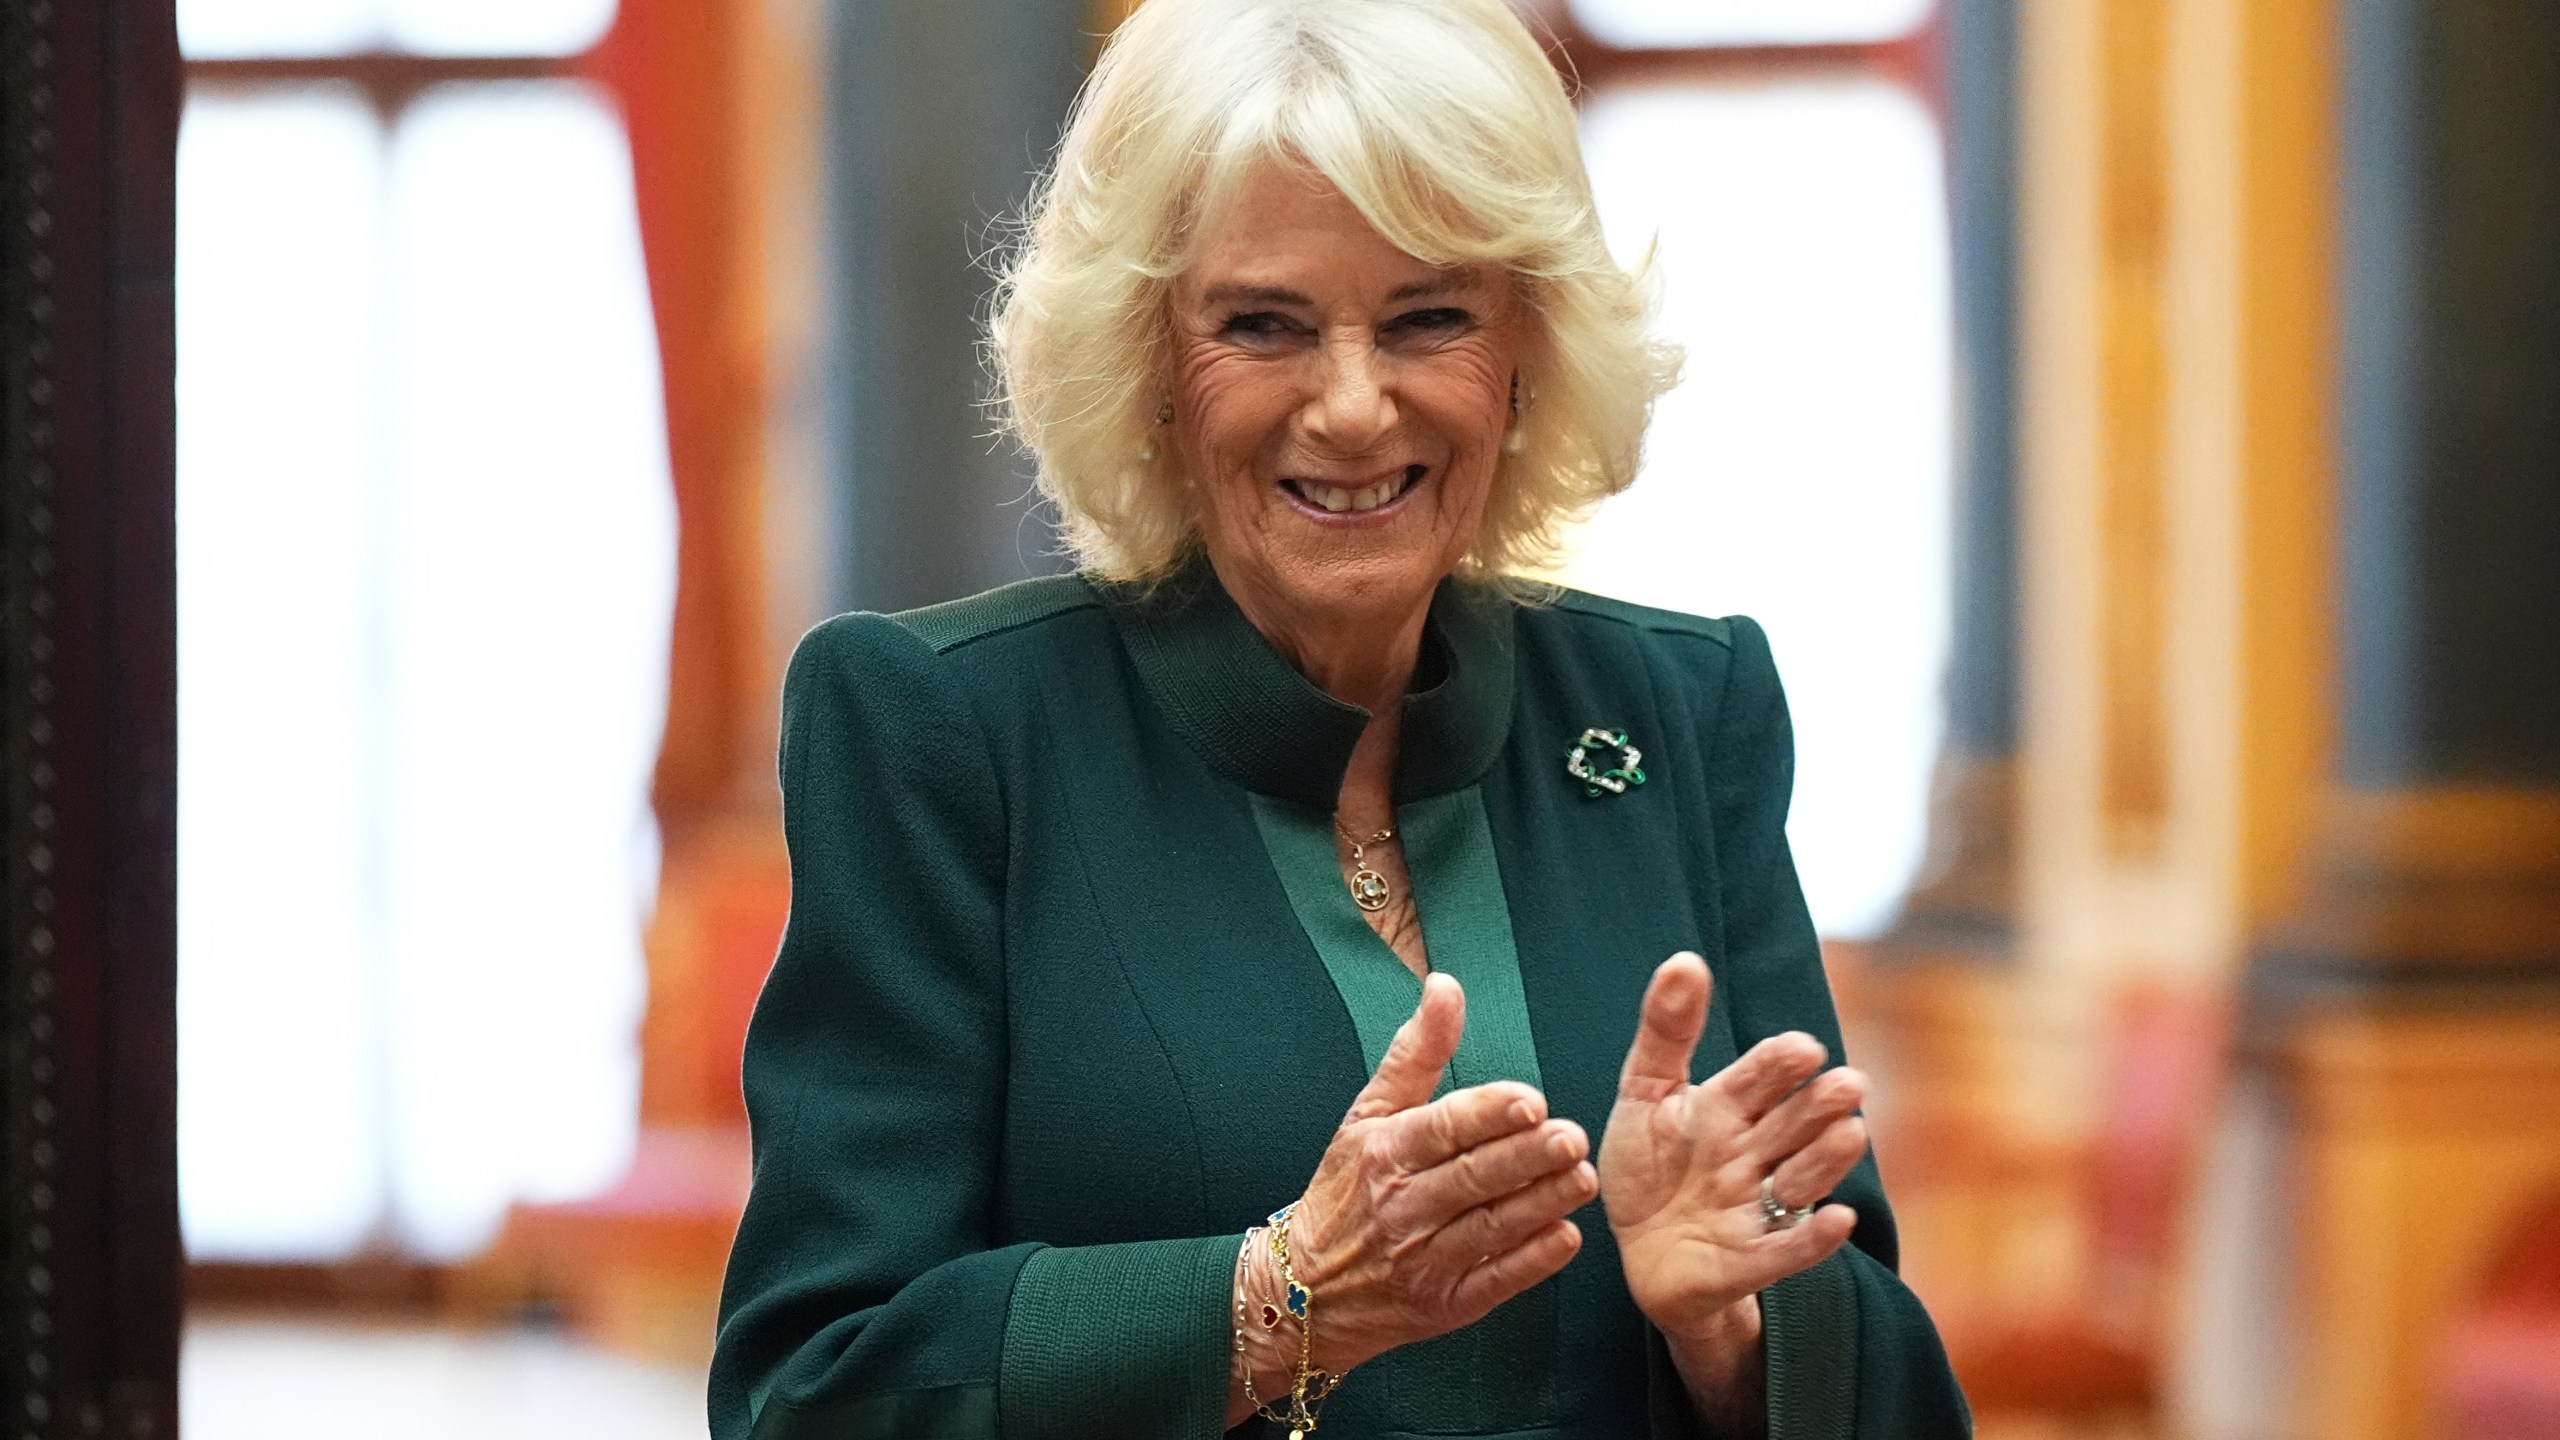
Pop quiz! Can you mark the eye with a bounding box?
[1220,311,1305,340]
[1387,307,1472,336]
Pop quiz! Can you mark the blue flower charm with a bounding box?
[1567,727,1646,797]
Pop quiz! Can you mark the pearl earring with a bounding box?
[1502,426,1526,456]
[1137,401,1172,464]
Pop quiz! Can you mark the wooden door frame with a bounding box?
[0,0,183,1431]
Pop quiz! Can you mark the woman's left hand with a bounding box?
[1598,952,1871,1340]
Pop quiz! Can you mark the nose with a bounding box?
[1302,332,1397,454]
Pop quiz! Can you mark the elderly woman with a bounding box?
[712,0,1967,1436]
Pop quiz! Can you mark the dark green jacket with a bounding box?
[712,564,1969,1440]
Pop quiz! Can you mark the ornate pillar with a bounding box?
[1889,0,2332,1377]
[1873,0,2342,1424]
[2263,1,2560,1434]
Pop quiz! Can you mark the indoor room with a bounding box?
[5,0,2555,1436]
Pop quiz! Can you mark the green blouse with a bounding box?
[710,563,1969,1440]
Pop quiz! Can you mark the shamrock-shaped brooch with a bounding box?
[1566,727,1646,798]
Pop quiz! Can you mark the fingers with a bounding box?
[1618,953,1713,1103]
[1765,1113,1869,1215]
[1404,1117,1589,1215]
[1423,1152,1599,1272]
[1377,1080,1549,1174]
[1446,1218,1584,1324]
[1705,1030,1830,1121]
[1347,974,1466,1122]
[1741,1066,1869,1166]
[1753,1202,1859,1276]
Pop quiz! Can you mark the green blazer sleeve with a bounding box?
[1670,617,1973,1440]
[709,615,1238,1440]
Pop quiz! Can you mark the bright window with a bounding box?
[1570,0,1935,49]
[178,0,617,59]
[1562,70,1953,938]
[177,25,673,1258]
[177,90,388,1255]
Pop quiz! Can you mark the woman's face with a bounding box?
[1167,164,1525,642]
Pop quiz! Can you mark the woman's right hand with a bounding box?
[1262,973,1597,1379]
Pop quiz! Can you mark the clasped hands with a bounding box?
[1235,953,1870,1405]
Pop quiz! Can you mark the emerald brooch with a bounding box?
[1567,727,1646,797]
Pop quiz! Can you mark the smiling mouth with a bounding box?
[1282,464,1428,516]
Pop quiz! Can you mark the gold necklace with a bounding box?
[1335,819,1397,912]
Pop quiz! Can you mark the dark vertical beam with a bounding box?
[2410,2,2558,781]
[2332,0,2423,784]
[2,0,181,1434]
[1886,0,2020,952]
[823,0,1089,614]
[2263,0,2560,990]
[2260,12,2560,1429]
[1944,0,2021,766]
[2338,0,2560,788]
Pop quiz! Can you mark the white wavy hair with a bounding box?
[987,0,1681,583]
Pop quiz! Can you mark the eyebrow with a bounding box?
[1196,273,1484,309]
[1199,283,1313,308]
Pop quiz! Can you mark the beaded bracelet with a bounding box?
[1258,1203,1338,1438]
[1232,1228,1294,1424]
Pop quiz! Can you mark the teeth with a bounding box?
[1299,479,1398,514]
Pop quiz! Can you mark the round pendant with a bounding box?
[1349,866,1391,911]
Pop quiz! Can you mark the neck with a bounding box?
[1209,557,1433,716]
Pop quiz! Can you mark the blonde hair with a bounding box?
[988,0,1682,583]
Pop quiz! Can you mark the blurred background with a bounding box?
[169,0,2560,1436]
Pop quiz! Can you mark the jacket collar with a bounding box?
[1093,555,1517,811]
